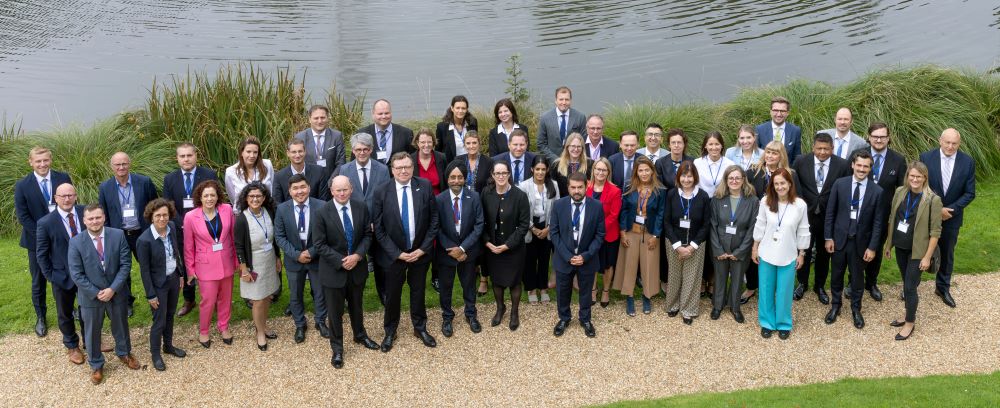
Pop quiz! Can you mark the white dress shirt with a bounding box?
[940,151,955,194]
[693,155,736,197]
[395,181,416,246]
[57,207,77,237]
[752,197,811,266]
[150,225,177,275]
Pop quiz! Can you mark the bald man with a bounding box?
[919,128,976,307]
[36,183,86,363]
[819,107,869,161]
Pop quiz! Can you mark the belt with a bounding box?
[630,224,646,234]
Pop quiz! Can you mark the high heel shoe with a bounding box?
[222,336,233,345]
[895,326,914,341]
[491,303,506,327]
[600,290,610,308]
[625,297,636,317]
[199,339,212,349]
[509,310,520,331]
[264,331,278,340]
[257,340,268,351]
[740,290,756,305]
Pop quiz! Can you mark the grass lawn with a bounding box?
[599,370,1000,407]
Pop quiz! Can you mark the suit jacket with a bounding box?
[234,208,280,268]
[35,205,86,290]
[919,149,976,229]
[608,153,639,190]
[663,188,712,247]
[537,107,587,161]
[883,187,943,259]
[585,137,620,160]
[274,198,325,272]
[792,154,851,216]
[481,186,531,249]
[411,151,448,194]
[453,154,494,193]
[313,198,371,288]
[654,155,695,190]
[551,158,593,198]
[272,163,330,204]
[67,227,132,307]
[295,128,346,173]
[336,159,390,215]
[136,222,186,300]
[436,121,479,164]
[487,123,527,156]
[97,173,159,231]
[434,188,484,267]
[357,123,415,164]
[491,152,537,185]
[549,196,606,274]
[183,203,238,281]
[867,147,907,237]
[517,179,559,243]
[756,121,803,160]
[15,170,72,250]
[708,195,759,260]
[372,177,438,268]
[162,166,218,228]
[820,130,870,160]
[824,177,884,252]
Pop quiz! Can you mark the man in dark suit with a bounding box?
[273,138,330,203]
[550,173,606,338]
[583,115,620,161]
[491,129,536,185]
[36,183,86,364]
[274,174,329,343]
[537,86,587,161]
[373,153,439,352]
[756,96,803,159]
[313,176,380,368]
[162,142,218,316]
[608,131,640,192]
[337,132,391,301]
[357,99,415,165]
[294,105,346,174]
[654,128,695,190]
[824,150,884,329]
[861,122,907,301]
[15,146,73,336]
[791,132,850,305]
[98,151,159,316]
[434,161,485,337]
[68,205,140,385]
[919,128,976,308]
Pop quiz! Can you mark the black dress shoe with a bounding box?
[825,306,840,325]
[733,310,745,324]
[284,306,292,316]
[935,289,956,308]
[414,330,437,348]
[851,309,865,329]
[294,326,306,344]
[740,290,756,305]
[814,288,830,305]
[710,309,721,320]
[164,347,186,358]
[380,334,395,353]
[264,332,278,340]
[467,317,482,333]
[895,326,914,341]
[315,322,331,339]
[778,330,790,340]
[761,328,773,338]
[581,321,596,338]
[667,310,679,317]
[792,283,806,301]
[152,355,166,371]
[491,304,506,327]
[553,320,569,337]
[509,311,520,332]
[442,320,454,338]
[682,317,693,325]
[332,352,344,369]
[889,320,905,327]
[355,336,380,350]
[868,285,883,302]
[34,317,47,337]
[222,336,233,345]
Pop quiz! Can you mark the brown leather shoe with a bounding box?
[67,347,85,365]
[177,300,195,317]
[118,353,140,370]
[90,368,104,385]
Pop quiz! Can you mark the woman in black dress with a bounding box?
[481,161,531,331]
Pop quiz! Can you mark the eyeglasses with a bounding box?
[493,171,510,176]
[247,194,264,200]
[56,194,77,198]
[393,165,413,170]
[869,135,889,140]
[593,168,609,173]
[353,147,372,153]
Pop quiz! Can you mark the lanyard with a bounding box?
[251,210,269,240]
[117,181,133,207]
[730,197,741,224]
[903,192,922,219]
[466,159,476,188]
[679,191,692,218]
[639,188,651,215]
[706,157,721,187]
[204,210,221,242]
[776,202,789,227]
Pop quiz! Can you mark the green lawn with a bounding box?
[600,370,1000,407]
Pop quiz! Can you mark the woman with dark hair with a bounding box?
[224,137,274,206]
[481,161,531,330]
[742,140,796,304]
[137,198,185,371]
[663,161,711,325]
[183,179,237,348]
[436,95,479,163]
[518,155,559,305]
[693,131,735,298]
[614,156,663,315]
[708,165,758,323]
[488,98,528,156]
[234,181,282,350]
[410,128,448,195]
[587,157,622,308]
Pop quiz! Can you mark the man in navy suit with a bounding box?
[356,99,415,165]
[608,131,640,191]
[274,174,329,343]
[36,183,86,364]
[756,97,803,159]
[861,123,907,302]
[98,152,159,316]
[824,150,884,329]
[273,138,330,204]
[162,142,218,316]
[583,115,620,162]
[491,129,536,185]
[550,173,606,338]
[373,153,439,352]
[434,161,485,337]
[294,105,346,174]
[537,86,588,161]
[919,128,975,308]
[68,205,140,385]
[15,146,72,336]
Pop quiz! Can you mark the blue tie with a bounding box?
[513,160,522,184]
[837,139,845,157]
[297,204,306,232]
[342,205,354,254]
[873,153,883,181]
[401,185,411,250]
[559,113,567,142]
[40,178,50,203]
[184,172,193,196]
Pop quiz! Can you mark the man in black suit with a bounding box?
[791,132,849,305]
[273,138,330,203]
[583,115,620,161]
[162,142,218,316]
[550,173,606,338]
[313,176,380,368]
[824,150,884,329]
[491,129,536,185]
[357,99,415,165]
[36,183,86,364]
[654,128,695,190]
[434,161,485,337]
[14,146,72,336]
[373,153,439,352]
[608,131,640,191]
[861,123,907,302]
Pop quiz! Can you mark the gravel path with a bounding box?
[2,272,998,407]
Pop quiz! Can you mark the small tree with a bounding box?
[504,53,530,105]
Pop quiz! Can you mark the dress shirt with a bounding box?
[294,199,311,240]
[693,155,736,197]
[851,177,869,211]
[637,147,662,162]
[530,182,548,217]
[116,175,139,230]
[356,161,371,192]
[34,172,54,209]
[449,190,465,243]
[396,181,416,246]
[752,198,811,266]
[940,151,955,194]
[335,201,352,231]
[57,207,77,237]
[570,199,586,247]
[814,156,830,191]
[773,123,786,141]
[834,134,850,159]
[587,138,603,161]
[89,230,106,267]
[375,125,394,155]
[449,123,468,157]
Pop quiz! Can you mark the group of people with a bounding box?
[15,88,976,384]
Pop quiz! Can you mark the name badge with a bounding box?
[48,204,57,213]
[123,208,136,218]
[897,221,909,233]
[183,198,194,209]
[635,215,645,225]
[316,159,327,167]
[261,242,273,252]
[298,231,308,242]
[850,210,857,220]
[725,225,738,235]
[376,151,388,161]
[772,230,782,242]
[212,242,224,252]
[679,218,691,229]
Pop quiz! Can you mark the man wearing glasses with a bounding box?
[756,96,803,159]
[862,123,906,301]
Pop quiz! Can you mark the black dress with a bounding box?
[481,185,531,288]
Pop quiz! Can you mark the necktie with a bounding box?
[297,204,306,232]
[559,114,567,142]
[378,130,389,153]
[513,160,522,183]
[816,162,825,188]
[94,236,104,262]
[836,139,845,157]
[873,153,883,181]
[850,182,861,234]
[942,156,952,195]
[184,172,193,195]
[342,206,354,254]
[648,153,657,162]
[401,186,411,250]
[624,159,633,189]
[774,127,783,143]
[68,213,78,237]
[40,178,50,203]
[360,167,368,195]
[572,201,582,249]
[453,196,460,226]
[315,135,323,158]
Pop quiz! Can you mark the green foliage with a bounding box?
[1,112,22,141]
[504,53,530,105]
[319,82,367,139]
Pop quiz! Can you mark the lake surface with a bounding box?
[1,0,998,130]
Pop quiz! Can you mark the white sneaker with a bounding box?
[540,292,551,303]
[528,293,538,304]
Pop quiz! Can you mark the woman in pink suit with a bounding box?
[183,180,238,348]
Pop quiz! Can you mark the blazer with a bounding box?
[608,153,639,189]
[748,165,800,200]
[537,107,587,161]
[15,170,72,250]
[663,187,712,248]
[162,166,218,228]
[518,178,559,244]
[274,197,325,273]
[97,173,159,231]
[481,185,531,249]
[883,187,943,260]
[234,208,280,269]
[336,159,390,215]
[436,121,479,164]
[372,177,438,268]
[295,127,346,172]
[313,198,371,288]
[584,137,621,161]
[756,121,803,160]
[708,194,759,260]
[68,227,132,307]
[587,181,622,242]
[548,196,606,274]
[224,159,275,202]
[183,203,238,281]
[35,205,86,291]
[824,177,884,252]
[654,155,695,190]
[819,130,870,160]
[792,154,850,216]
[357,123,415,164]
[453,154,494,193]
[487,123,527,156]
[491,152,537,185]
[867,147,908,236]
[411,151,448,194]
[136,222,187,300]
[618,187,665,238]
[724,146,764,170]
[919,148,976,229]
[272,163,330,204]
[434,188,485,267]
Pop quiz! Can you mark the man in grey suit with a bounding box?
[67,205,140,385]
[273,138,330,203]
[274,174,329,343]
[537,86,587,161]
[820,107,870,161]
[294,105,346,174]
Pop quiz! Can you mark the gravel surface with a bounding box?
[1,272,998,407]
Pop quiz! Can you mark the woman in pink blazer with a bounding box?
[183,180,238,348]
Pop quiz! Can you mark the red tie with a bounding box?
[94,236,104,262]
[67,213,78,237]
[453,196,460,226]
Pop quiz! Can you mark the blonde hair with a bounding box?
[590,157,611,184]
[906,161,935,196]
[752,140,790,173]
[28,146,51,160]
[557,132,590,176]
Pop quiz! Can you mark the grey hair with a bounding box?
[351,132,374,149]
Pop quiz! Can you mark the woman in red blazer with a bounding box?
[586,158,622,307]
[183,180,238,348]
